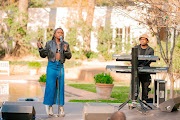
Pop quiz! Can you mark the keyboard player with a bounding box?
[135,34,154,102]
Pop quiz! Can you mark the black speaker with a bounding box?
[1,105,36,120]
[159,96,180,112]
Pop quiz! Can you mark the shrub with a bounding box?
[85,51,98,59]
[28,62,41,68]
[72,50,85,59]
[39,74,46,82]
[0,48,5,58]
[94,72,114,84]
[96,27,113,61]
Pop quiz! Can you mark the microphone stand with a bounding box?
[57,38,64,117]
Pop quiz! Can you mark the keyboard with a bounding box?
[112,55,160,61]
[106,65,168,74]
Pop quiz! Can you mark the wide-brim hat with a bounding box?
[139,34,149,40]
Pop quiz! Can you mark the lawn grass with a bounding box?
[67,84,130,103]
[64,60,82,68]
[69,99,125,103]
[9,61,47,67]
[68,84,96,93]
[9,60,81,68]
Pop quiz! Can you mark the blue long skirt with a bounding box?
[43,61,64,105]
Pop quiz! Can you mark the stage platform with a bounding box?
[0,101,180,120]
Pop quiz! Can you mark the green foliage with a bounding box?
[9,60,81,68]
[173,35,180,72]
[3,5,27,38]
[113,37,134,55]
[71,50,85,59]
[28,48,40,57]
[154,36,180,72]
[1,4,29,56]
[96,0,129,7]
[46,28,54,42]
[10,61,29,65]
[28,62,41,68]
[1,4,53,57]
[113,38,122,54]
[96,26,134,60]
[97,27,113,60]
[85,51,98,59]
[85,51,92,58]
[65,20,84,59]
[65,19,96,59]
[9,61,47,67]
[39,74,46,82]
[25,28,51,45]
[0,47,5,57]
[94,72,114,84]
[65,26,80,53]
[30,0,48,8]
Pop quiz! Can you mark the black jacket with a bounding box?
[38,40,72,63]
[134,44,154,67]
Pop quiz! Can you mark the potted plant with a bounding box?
[94,72,114,99]
[28,62,41,75]
[39,74,46,95]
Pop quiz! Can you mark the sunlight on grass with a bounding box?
[67,84,130,103]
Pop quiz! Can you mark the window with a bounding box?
[116,28,123,39]
[125,26,130,42]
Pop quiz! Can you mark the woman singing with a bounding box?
[37,28,71,117]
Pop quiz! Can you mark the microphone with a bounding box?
[60,36,63,43]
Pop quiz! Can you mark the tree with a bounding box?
[11,0,30,57]
[59,0,95,53]
[0,0,49,58]
[0,0,16,8]
[113,0,180,98]
[84,0,96,52]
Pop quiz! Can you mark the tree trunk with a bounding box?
[168,63,175,98]
[19,0,29,13]
[12,0,29,57]
[19,0,29,22]
[169,73,175,98]
[54,0,63,7]
[168,28,176,98]
[5,38,11,57]
[84,0,96,52]
[78,0,83,20]
[13,40,29,57]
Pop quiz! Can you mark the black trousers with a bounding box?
[138,74,151,101]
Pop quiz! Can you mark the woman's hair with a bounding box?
[51,28,64,40]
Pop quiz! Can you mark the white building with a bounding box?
[27,6,152,52]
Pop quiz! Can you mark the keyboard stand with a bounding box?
[118,98,152,112]
[117,47,153,112]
